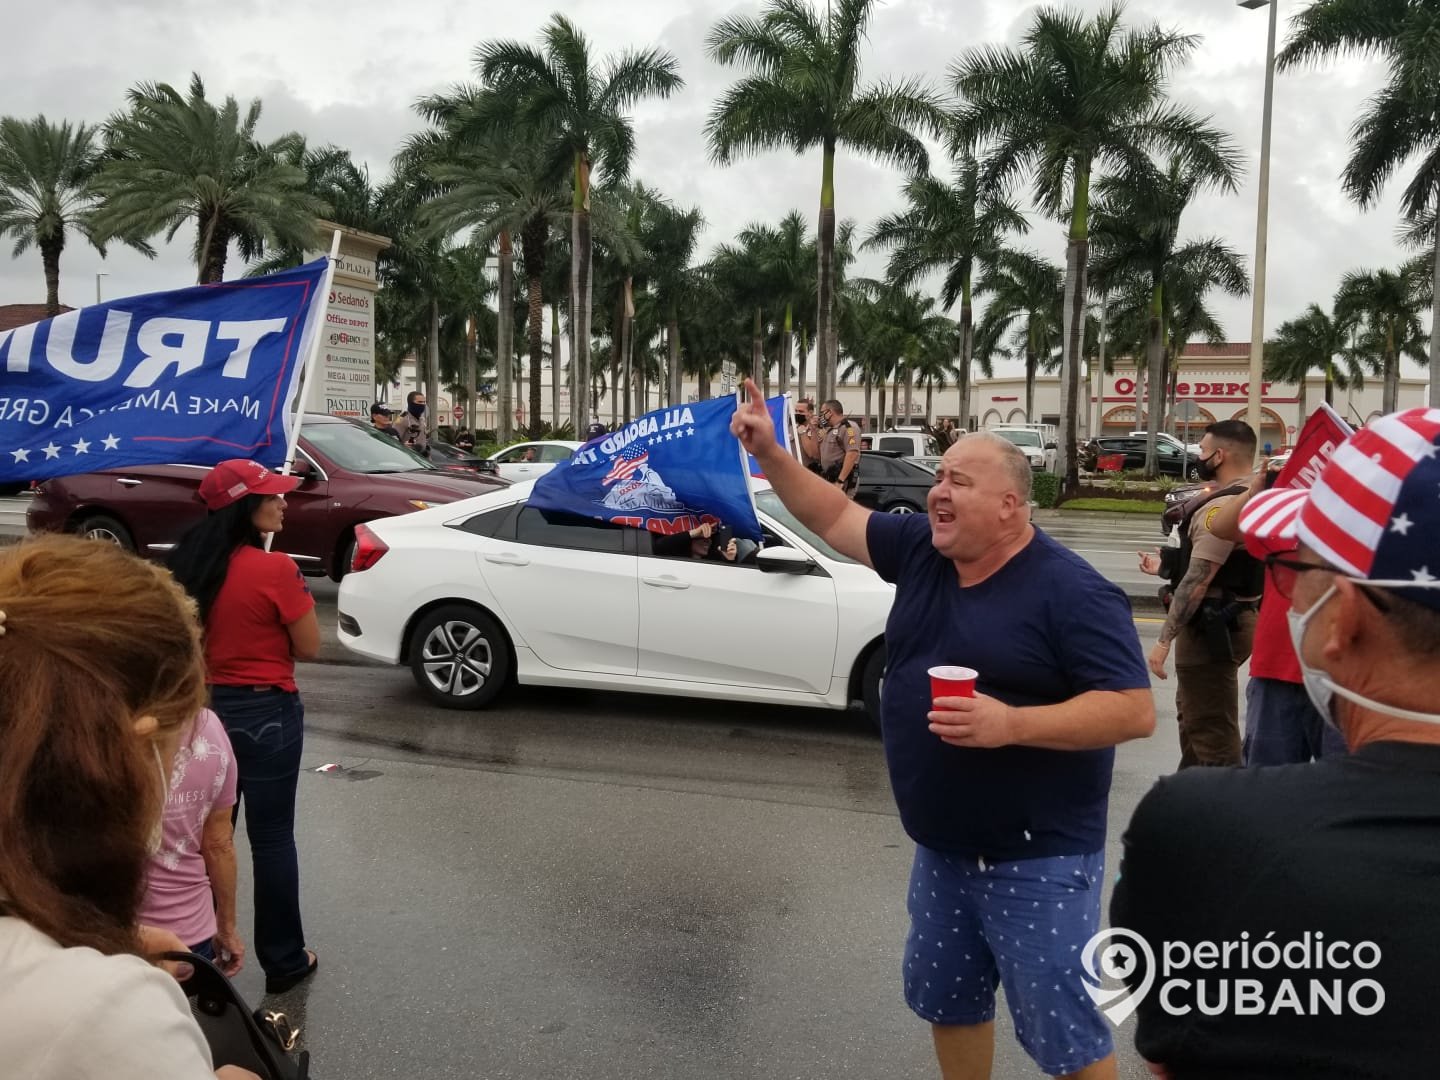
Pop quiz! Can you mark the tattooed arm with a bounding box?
[1147,557,1221,679]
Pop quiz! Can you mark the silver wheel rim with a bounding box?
[887,504,917,515]
[420,620,493,698]
[85,524,125,546]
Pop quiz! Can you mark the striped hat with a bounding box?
[1241,408,1440,609]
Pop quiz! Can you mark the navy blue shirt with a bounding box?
[867,514,1149,860]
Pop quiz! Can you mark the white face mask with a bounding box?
[1287,582,1440,727]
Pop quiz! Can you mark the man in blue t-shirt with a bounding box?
[733,381,1155,1079]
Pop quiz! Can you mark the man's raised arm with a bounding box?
[731,379,875,568]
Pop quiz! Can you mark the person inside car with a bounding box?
[654,522,751,563]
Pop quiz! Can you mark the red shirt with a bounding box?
[1244,533,1302,684]
[204,546,314,691]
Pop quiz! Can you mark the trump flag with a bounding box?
[529,395,763,540]
[0,259,330,482]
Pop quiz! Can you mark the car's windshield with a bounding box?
[304,422,435,474]
[995,429,1042,448]
[755,491,856,565]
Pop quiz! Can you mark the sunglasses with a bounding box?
[1264,552,1391,611]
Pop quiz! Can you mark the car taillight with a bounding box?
[350,524,388,573]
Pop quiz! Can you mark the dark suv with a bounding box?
[26,413,508,579]
[1084,436,1203,480]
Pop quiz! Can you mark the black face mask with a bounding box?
[408,402,426,419]
[1195,451,1221,481]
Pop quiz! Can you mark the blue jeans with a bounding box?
[210,686,309,979]
[1243,676,1347,766]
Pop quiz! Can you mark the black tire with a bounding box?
[77,513,135,553]
[883,501,922,515]
[331,533,356,583]
[408,603,511,710]
[860,643,886,732]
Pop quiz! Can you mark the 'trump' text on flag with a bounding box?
[0,258,331,482]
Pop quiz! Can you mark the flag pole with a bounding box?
[266,229,341,552]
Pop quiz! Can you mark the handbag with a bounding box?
[162,952,311,1079]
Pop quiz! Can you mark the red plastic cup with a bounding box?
[929,665,978,703]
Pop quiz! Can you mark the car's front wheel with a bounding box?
[884,501,922,515]
[77,513,135,553]
[860,644,886,732]
[408,603,511,709]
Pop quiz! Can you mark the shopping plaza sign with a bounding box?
[1113,378,1274,399]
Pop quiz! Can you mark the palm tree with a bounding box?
[473,15,683,431]
[750,210,814,398]
[1335,266,1428,412]
[1089,156,1246,475]
[1265,303,1367,419]
[1279,0,1440,406]
[953,3,1239,494]
[245,146,383,276]
[865,155,1027,431]
[706,0,947,405]
[0,116,142,316]
[93,74,326,283]
[973,250,1064,424]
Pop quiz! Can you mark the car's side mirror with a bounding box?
[289,459,316,483]
[756,547,817,575]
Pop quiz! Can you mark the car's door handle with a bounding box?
[642,575,690,590]
[484,552,530,567]
[116,478,143,487]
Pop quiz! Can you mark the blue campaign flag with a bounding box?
[0,259,330,482]
[529,396,763,540]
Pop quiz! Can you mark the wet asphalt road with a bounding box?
[225,577,1183,1080]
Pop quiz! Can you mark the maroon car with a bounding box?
[26,413,509,579]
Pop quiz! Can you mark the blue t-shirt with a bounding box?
[867,513,1150,859]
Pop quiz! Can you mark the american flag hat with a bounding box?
[1240,408,1440,610]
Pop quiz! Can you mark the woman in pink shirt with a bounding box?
[140,708,244,975]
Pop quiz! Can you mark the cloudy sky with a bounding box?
[4,0,1421,367]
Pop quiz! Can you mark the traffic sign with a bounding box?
[452,405,464,421]
[1174,399,1201,421]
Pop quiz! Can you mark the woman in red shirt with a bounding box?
[168,460,321,995]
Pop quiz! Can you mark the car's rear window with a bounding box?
[304,422,435,474]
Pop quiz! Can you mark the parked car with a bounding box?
[989,427,1057,471]
[1085,435,1203,480]
[428,439,498,477]
[862,429,932,456]
[855,450,934,515]
[25,413,509,579]
[337,480,894,724]
[1130,430,1202,456]
[1161,481,1217,534]
[485,440,584,482]
[906,456,943,473]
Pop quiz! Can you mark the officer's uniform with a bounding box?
[1168,486,1262,767]
[819,419,862,497]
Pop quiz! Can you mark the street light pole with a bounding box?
[95,272,108,304]
[1241,0,1279,444]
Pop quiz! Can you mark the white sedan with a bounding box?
[337,481,894,724]
[485,440,584,483]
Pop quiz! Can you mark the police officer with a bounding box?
[1139,420,1262,767]
[392,391,430,457]
[794,398,823,474]
[817,399,862,498]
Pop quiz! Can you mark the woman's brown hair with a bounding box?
[0,534,206,954]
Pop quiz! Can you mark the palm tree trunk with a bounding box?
[1095,295,1108,439]
[1144,281,1164,480]
[1431,222,1440,409]
[197,213,226,284]
[815,139,837,403]
[1324,362,1334,409]
[621,292,633,425]
[610,289,623,426]
[465,320,477,436]
[891,368,901,427]
[751,308,764,387]
[427,299,440,438]
[925,382,934,425]
[864,379,873,428]
[668,308,681,409]
[1134,363,1145,430]
[1059,163,1092,496]
[698,365,711,400]
[1295,364,1308,434]
[40,238,62,319]
[571,151,593,431]
[877,382,887,432]
[798,329,809,402]
[959,290,974,432]
[903,364,914,421]
[1384,330,1399,414]
[526,273,544,437]
[550,304,562,431]
[497,231,515,443]
[1025,348,1037,423]
[781,304,794,396]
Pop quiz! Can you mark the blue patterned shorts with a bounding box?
[903,845,1113,1076]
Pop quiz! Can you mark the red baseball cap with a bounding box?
[197,459,300,511]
